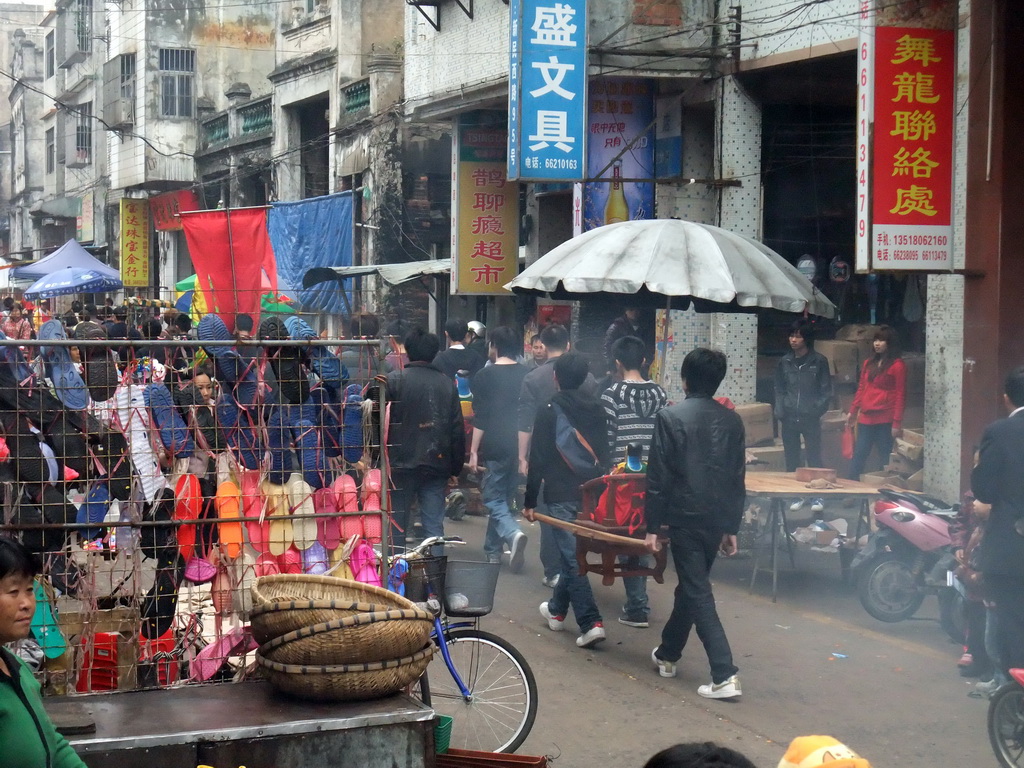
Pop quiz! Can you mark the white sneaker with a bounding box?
[541,574,561,589]
[576,623,606,648]
[651,648,677,678]
[697,675,741,699]
[789,499,805,512]
[810,498,825,514]
[539,602,565,632]
[508,531,528,574]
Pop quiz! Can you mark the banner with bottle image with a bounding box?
[578,77,655,233]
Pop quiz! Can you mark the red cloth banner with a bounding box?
[871,26,955,270]
[181,208,271,331]
[150,190,200,231]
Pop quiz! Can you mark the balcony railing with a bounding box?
[199,96,274,152]
[202,114,229,147]
[239,98,272,136]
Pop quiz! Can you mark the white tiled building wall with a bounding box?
[404,2,509,113]
[922,1,971,499]
[739,0,860,61]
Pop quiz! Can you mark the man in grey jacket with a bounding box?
[773,321,833,472]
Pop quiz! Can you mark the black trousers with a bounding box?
[780,417,822,472]
[658,527,738,684]
[987,576,1024,673]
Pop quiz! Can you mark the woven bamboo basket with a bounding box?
[250,575,424,644]
[258,609,434,665]
[256,645,434,702]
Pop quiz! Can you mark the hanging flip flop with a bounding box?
[240,468,268,555]
[335,474,363,541]
[313,486,341,552]
[173,473,202,563]
[230,550,256,619]
[359,468,383,543]
[77,482,110,541]
[74,322,119,402]
[38,319,88,410]
[285,472,317,551]
[215,455,243,560]
[277,545,303,575]
[266,405,294,485]
[301,540,330,575]
[292,419,327,490]
[145,383,195,458]
[261,479,292,557]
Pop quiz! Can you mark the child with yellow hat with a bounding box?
[778,736,872,768]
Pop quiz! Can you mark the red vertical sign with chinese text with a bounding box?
[452,121,520,295]
[871,26,955,270]
[119,199,151,288]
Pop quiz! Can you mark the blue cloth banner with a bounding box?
[508,0,588,181]
[268,192,353,315]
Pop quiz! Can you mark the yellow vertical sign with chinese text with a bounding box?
[452,122,520,295]
[120,199,151,288]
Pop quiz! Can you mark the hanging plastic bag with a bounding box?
[842,423,855,461]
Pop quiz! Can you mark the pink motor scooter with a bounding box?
[850,488,962,634]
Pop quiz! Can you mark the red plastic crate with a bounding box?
[76,633,120,692]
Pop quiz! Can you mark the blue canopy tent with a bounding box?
[13,240,118,281]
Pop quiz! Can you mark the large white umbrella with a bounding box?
[505,219,835,318]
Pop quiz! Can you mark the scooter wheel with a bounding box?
[988,682,1024,767]
[857,553,925,622]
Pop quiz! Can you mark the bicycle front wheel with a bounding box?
[425,628,538,753]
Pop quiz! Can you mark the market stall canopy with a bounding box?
[12,240,119,282]
[303,259,452,289]
[24,267,123,299]
[505,219,836,318]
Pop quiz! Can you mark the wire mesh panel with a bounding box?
[0,301,395,695]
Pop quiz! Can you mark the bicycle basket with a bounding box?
[443,560,500,617]
[403,554,447,603]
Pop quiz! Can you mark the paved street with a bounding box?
[442,512,995,767]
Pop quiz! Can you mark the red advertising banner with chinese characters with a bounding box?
[452,121,520,295]
[119,199,151,288]
[871,26,955,270]
[150,189,200,231]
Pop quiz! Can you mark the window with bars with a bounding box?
[45,32,54,78]
[120,53,136,119]
[75,102,92,164]
[45,128,54,174]
[76,0,93,54]
[159,48,195,118]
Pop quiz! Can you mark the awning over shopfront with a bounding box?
[28,197,81,219]
[302,259,451,289]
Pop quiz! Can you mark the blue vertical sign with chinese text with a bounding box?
[507,0,587,181]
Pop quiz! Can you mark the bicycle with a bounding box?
[393,536,538,754]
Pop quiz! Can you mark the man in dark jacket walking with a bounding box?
[645,348,745,699]
[971,365,1024,674]
[774,321,832,472]
[518,324,597,587]
[524,353,610,649]
[385,328,466,551]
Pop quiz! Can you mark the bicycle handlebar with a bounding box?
[405,536,466,556]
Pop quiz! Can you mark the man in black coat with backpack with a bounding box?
[523,353,610,650]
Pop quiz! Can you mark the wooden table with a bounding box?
[745,473,882,601]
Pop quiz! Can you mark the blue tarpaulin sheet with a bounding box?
[269,192,353,315]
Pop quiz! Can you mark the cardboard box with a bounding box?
[904,469,924,492]
[836,325,882,366]
[903,352,925,395]
[901,428,924,447]
[747,444,786,472]
[735,402,774,447]
[816,340,860,385]
[895,438,924,462]
[816,530,840,546]
[860,471,907,488]
[887,451,923,476]
[833,383,857,414]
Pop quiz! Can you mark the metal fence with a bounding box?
[0,330,392,695]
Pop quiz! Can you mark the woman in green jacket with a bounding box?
[0,536,87,768]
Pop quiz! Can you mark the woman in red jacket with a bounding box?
[847,325,906,480]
